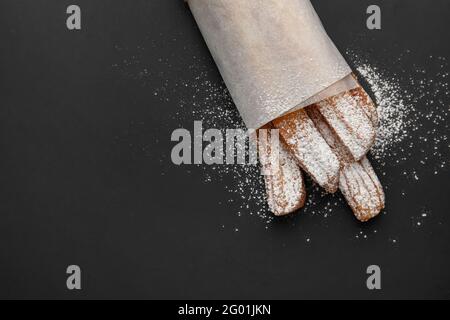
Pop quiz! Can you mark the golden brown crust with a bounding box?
[339,158,385,222]
[306,105,353,165]
[314,88,376,162]
[272,109,340,193]
[306,99,384,222]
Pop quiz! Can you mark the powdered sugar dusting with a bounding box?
[348,50,449,181]
[112,42,449,233]
[274,110,340,193]
[356,64,412,165]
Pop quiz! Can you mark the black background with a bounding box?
[0,0,449,299]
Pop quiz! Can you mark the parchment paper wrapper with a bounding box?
[187,0,358,129]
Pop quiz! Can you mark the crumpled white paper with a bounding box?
[188,0,358,129]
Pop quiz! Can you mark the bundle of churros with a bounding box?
[260,80,384,221]
[187,0,385,221]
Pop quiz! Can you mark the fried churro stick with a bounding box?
[306,104,385,222]
[258,125,306,216]
[351,86,378,127]
[339,159,385,222]
[272,109,340,193]
[315,87,376,162]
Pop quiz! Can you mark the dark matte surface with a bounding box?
[0,0,449,299]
